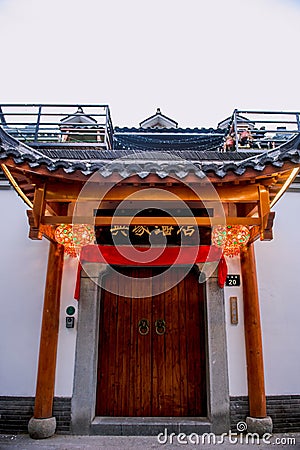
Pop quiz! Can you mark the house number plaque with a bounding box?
[225,274,240,286]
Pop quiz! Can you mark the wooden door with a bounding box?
[96,266,206,417]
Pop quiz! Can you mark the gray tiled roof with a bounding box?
[114,127,224,133]
[33,147,256,161]
[113,131,224,152]
[0,126,300,179]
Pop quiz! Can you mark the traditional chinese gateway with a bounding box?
[0,105,299,438]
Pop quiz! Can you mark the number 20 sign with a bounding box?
[225,275,240,286]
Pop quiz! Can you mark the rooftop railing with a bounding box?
[221,109,300,152]
[0,104,114,149]
[1,105,299,154]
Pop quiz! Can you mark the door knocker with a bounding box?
[138,319,150,336]
[155,319,166,335]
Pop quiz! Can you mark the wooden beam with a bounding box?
[41,215,261,226]
[45,183,260,203]
[34,241,64,419]
[29,184,46,240]
[248,225,260,245]
[47,201,71,217]
[40,224,57,243]
[240,244,267,418]
[0,164,33,208]
[248,211,276,244]
[258,185,270,240]
[262,211,275,241]
[27,210,40,240]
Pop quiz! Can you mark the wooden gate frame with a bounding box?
[71,262,230,435]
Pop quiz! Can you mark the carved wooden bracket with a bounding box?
[27,184,46,239]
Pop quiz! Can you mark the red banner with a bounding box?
[74,245,227,299]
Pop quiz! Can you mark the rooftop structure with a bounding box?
[1,105,300,208]
[1,105,300,154]
[0,104,113,148]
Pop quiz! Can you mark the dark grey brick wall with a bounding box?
[266,395,300,433]
[230,395,300,433]
[1,395,299,434]
[0,397,71,434]
[230,396,249,431]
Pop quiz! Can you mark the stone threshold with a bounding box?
[91,416,211,436]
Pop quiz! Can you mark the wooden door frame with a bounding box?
[71,262,230,435]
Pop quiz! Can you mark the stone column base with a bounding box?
[246,416,273,436]
[28,416,56,439]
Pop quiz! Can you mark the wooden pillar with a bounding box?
[34,241,64,419]
[240,243,267,418]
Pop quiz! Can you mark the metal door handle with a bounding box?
[138,319,150,335]
[155,319,166,335]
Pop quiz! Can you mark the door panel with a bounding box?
[96,266,206,417]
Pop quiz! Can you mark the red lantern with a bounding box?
[55,224,94,257]
[212,225,250,257]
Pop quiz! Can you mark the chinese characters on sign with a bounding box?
[110,225,196,238]
[110,225,129,237]
[95,225,211,246]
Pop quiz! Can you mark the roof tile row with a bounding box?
[1,127,300,179]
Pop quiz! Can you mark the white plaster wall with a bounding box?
[225,190,300,396]
[0,187,79,397]
[0,188,48,396]
[224,256,248,396]
[256,191,300,395]
[54,256,78,397]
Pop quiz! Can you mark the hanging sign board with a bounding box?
[230,296,239,325]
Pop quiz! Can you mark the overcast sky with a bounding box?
[1,0,300,128]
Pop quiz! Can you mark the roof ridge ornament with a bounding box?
[139,108,178,129]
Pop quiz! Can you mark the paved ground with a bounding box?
[0,433,299,450]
